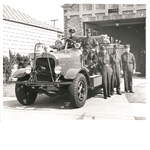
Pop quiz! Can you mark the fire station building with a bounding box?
[62,4,146,71]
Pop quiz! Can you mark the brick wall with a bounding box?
[137,10,146,17]
[82,14,92,19]
[64,16,68,37]
[3,20,58,56]
[64,15,83,37]
[108,4,119,9]
[63,4,146,37]
[71,4,79,12]
[122,11,133,15]
[95,4,105,10]
[82,4,92,11]
[137,4,146,6]
[122,4,133,7]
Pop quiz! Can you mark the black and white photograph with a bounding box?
[2,1,147,121]
[2,1,146,120]
[1,0,150,150]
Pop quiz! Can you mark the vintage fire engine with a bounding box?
[11,35,124,108]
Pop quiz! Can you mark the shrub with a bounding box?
[3,50,30,84]
[3,50,16,84]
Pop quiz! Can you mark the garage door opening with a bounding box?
[83,18,146,72]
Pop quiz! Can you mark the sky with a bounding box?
[3,0,65,31]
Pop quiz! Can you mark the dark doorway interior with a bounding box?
[99,24,145,71]
[85,21,146,72]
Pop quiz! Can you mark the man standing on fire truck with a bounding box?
[81,29,98,65]
[65,29,79,49]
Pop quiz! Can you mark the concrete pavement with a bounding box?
[3,93,146,120]
[2,76,146,120]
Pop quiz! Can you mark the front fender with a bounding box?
[13,68,27,78]
[64,68,89,80]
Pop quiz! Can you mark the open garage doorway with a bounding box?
[83,18,146,72]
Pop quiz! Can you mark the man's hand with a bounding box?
[133,69,136,74]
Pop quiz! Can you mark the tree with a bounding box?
[3,56,13,84]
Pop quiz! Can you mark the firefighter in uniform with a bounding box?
[140,49,146,77]
[65,29,79,49]
[87,49,98,75]
[121,44,136,93]
[81,29,98,65]
[110,44,122,95]
[98,45,112,99]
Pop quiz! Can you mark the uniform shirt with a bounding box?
[87,51,98,65]
[98,53,110,67]
[110,52,122,69]
[81,36,98,51]
[66,36,79,48]
[121,52,136,69]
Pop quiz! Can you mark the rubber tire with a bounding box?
[15,78,37,105]
[68,73,88,108]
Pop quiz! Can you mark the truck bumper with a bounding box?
[9,81,72,86]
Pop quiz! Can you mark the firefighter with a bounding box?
[140,49,146,77]
[98,45,112,99]
[87,48,98,76]
[110,44,122,95]
[121,44,136,93]
[65,29,79,49]
[81,29,98,65]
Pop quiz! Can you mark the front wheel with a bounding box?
[15,79,37,105]
[68,73,88,108]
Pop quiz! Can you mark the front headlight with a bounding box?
[54,66,62,74]
[25,66,32,74]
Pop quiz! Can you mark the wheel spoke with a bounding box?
[79,94,82,100]
[78,81,85,101]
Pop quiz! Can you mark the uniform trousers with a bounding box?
[111,64,121,93]
[123,64,133,92]
[101,65,112,97]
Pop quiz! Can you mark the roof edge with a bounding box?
[3,4,63,33]
[61,4,75,8]
[3,19,63,33]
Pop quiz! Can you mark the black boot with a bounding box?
[117,90,122,95]
[111,91,114,95]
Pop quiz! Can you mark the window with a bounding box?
[91,31,97,36]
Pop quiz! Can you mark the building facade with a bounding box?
[3,4,63,56]
[62,4,146,71]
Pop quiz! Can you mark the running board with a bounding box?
[88,75,102,89]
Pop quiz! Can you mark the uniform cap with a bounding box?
[86,29,92,33]
[100,45,106,51]
[113,44,119,49]
[69,29,75,33]
[125,44,130,49]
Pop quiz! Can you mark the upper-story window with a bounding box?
[91,31,97,36]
